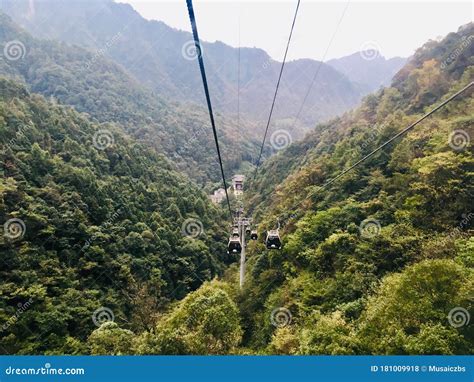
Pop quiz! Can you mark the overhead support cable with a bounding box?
[253,0,301,179]
[253,82,474,220]
[319,81,474,190]
[186,0,233,218]
[290,0,350,131]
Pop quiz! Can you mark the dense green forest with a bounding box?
[0,6,472,356]
[241,23,473,354]
[0,78,238,353]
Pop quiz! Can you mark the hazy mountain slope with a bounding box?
[327,52,407,93]
[2,0,367,134]
[239,23,473,353]
[0,78,236,354]
[0,13,257,184]
[249,23,474,214]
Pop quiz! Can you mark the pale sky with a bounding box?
[117,0,473,61]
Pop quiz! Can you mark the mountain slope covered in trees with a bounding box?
[0,0,391,133]
[86,22,472,356]
[249,23,474,215]
[239,22,473,354]
[0,78,235,354]
[0,13,257,185]
[0,6,472,356]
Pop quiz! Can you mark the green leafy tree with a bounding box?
[87,322,135,355]
[358,259,472,354]
[140,281,242,354]
[299,311,360,355]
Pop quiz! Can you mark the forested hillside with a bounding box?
[0,3,472,357]
[1,0,377,133]
[239,23,473,354]
[0,13,257,185]
[249,23,474,215]
[0,79,234,354]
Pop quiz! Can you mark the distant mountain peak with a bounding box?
[327,51,407,93]
[0,0,366,134]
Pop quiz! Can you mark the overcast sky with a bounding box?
[118,0,473,61]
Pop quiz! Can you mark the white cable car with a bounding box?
[265,229,282,250]
[250,229,258,240]
[227,227,242,254]
[245,226,251,236]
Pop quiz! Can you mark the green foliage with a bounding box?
[299,311,360,355]
[138,281,242,354]
[403,324,466,355]
[240,24,473,355]
[359,259,472,354]
[268,327,299,355]
[0,13,257,184]
[87,322,134,355]
[0,79,230,354]
[0,13,472,356]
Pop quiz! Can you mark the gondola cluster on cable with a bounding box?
[185,0,291,255]
[227,215,281,255]
[185,0,473,259]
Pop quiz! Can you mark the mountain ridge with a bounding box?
[327,51,407,93]
[1,0,402,135]
[0,12,259,185]
[1,1,471,357]
[0,76,237,353]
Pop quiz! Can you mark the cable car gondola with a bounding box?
[250,230,258,240]
[227,227,242,254]
[227,237,242,254]
[265,229,282,250]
